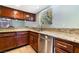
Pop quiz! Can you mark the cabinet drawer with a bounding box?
[55,47,68,53]
[55,40,73,52]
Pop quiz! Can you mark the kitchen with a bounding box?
[0,5,79,53]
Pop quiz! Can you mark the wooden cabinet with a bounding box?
[24,12,36,21]
[0,32,17,52]
[0,31,29,52]
[24,13,30,21]
[0,5,36,21]
[13,10,24,20]
[29,31,39,52]
[54,37,74,53]
[16,31,28,46]
[0,6,24,20]
[55,47,67,53]
[30,14,36,21]
[74,47,79,53]
[54,37,79,53]
[0,6,14,18]
[73,43,79,53]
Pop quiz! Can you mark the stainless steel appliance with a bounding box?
[38,34,54,53]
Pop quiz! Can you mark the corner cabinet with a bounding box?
[29,31,39,52]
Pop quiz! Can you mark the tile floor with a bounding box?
[6,45,36,53]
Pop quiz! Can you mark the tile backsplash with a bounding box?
[0,18,26,28]
[11,20,25,28]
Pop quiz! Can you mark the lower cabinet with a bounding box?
[55,47,67,53]
[54,37,79,53]
[16,32,28,46]
[0,32,29,52]
[29,31,39,52]
[0,32,17,52]
[1,31,79,53]
[74,47,79,53]
[54,37,74,53]
[0,31,39,52]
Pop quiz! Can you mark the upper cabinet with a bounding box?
[24,12,36,21]
[0,5,36,21]
[30,14,36,21]
[13,10,24,20]
[0,6,14,18]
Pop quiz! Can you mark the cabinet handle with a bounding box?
[57,43,67,48]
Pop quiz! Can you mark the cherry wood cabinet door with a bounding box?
[30,14,36,21]
[29,35,34,48]
[29,31,39,52]
[33,34,38,51]
[0,36,17,52]
[24,12,36,21]
[0,6,1,16]
[74,46,79,53]
[55,47,68,53]
[24,12,30,21]
[16,36,28,46]
[16,32,29,47]
[55,39,73,53]
[54,37,74,53]
[0,6,14,18]
[13,10,24,20]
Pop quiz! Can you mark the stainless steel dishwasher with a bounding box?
[38,34,54,53]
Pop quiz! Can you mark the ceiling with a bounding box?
[4,5,50,14]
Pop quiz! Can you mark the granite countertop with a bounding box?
[0,28,79,44]
[40,30,79,43]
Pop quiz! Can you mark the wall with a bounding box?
[38,5,79,28]
[11,20,25,28]
[51,5,79,28]
[37,7,53,28]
